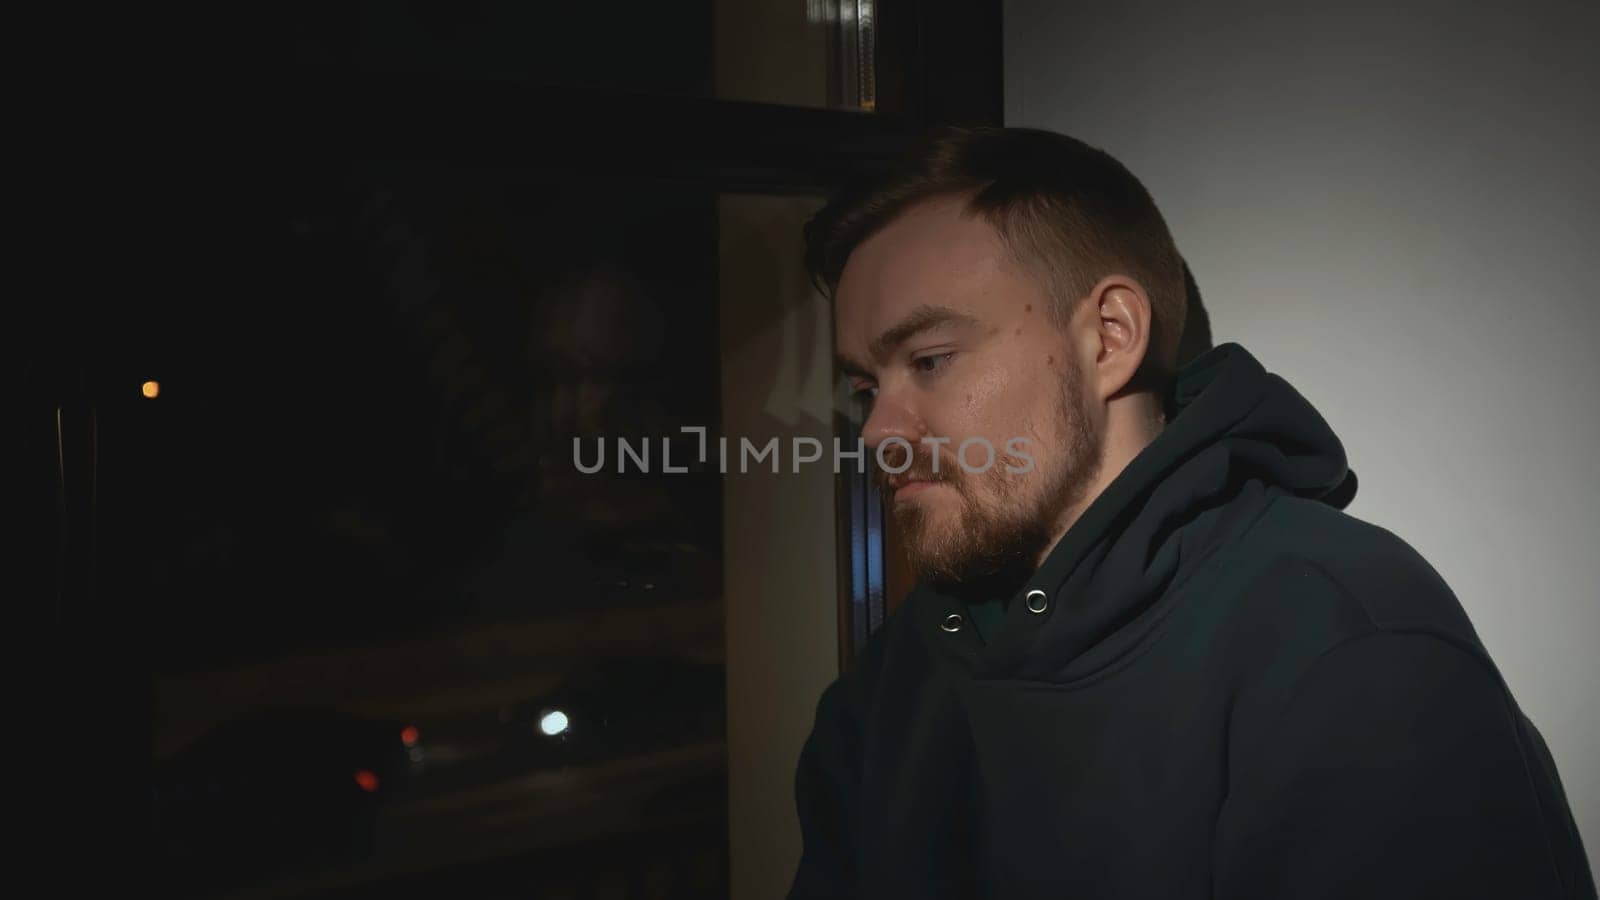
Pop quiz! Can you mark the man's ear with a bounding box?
[1085,275,1153,401]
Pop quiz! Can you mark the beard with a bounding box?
[876,366,1104,602]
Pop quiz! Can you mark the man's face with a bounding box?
[834,195,1106,589]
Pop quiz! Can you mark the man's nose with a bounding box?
[860,396,926,455]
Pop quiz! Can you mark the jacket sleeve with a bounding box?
[787,669,864,899]
[1214,630,1596,900]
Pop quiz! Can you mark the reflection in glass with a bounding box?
[149,172,731,898]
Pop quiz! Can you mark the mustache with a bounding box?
[873,449,964,493]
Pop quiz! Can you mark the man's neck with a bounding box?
[933,567,1031,608]
[1031,397,1167,571]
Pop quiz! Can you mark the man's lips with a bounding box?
[891,479,942,500]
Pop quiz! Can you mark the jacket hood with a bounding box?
[912,341,1358,681]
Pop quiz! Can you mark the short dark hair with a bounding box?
[1177,258,1212,369]
[805,125,1189,389]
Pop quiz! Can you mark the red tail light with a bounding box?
[354,770,380,792]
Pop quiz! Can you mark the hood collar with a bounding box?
[913,341,1358,679]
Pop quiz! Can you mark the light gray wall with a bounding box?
[720,193,841,900]
[1008,0,1599,875]
[715,7,844,898]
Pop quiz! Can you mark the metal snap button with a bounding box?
[1025,589,1049,614]
[940,613,964,632]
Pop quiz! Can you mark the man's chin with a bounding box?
[901,520,969,573]
[892,492,958,533]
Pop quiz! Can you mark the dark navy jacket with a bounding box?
[788,342,1595,899]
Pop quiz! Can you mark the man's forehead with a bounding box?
[834,200,1008,332]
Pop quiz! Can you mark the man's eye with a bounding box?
[913,353,954,373]
[851,384,878,402]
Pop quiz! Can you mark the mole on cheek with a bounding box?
[1024,304,1033,313]
[1015,327,1022,335]
[1045,354,1053,365]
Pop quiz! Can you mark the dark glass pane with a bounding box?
[293,0,878,112]
[147,166,734,898]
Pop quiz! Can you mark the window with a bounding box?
[45,2,1000,896]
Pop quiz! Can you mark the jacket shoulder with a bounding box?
[1218,493,1489,659]
[1211,498,1595,897]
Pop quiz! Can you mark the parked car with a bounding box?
[153,706,425,890]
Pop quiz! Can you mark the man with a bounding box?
[788,126,1594,899]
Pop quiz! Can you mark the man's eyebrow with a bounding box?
[836,305,981,377]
